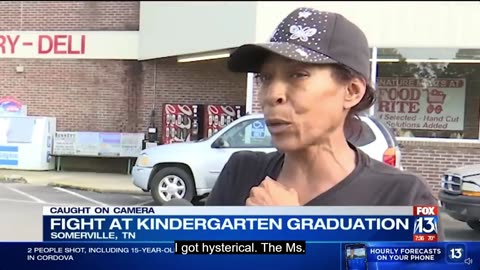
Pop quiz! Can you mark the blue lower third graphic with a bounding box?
[0,145,19,166]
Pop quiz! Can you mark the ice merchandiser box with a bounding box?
[0,116,56,170]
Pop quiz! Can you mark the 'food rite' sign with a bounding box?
[375,77,466,131]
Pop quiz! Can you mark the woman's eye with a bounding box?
[291,72,308,79]
[254,74,271,83]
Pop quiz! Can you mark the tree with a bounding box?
[376,48,418,78]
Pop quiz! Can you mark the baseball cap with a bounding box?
[228,7,371,80]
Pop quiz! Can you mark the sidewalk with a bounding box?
[0,169,144,195]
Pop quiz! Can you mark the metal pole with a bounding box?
[369,47,378,116]
[245,73,254,113]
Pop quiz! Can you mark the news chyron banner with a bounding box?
[0,205,477,269]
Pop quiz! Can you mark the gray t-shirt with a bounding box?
[205,146,444,239]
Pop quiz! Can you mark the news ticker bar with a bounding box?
[23,241,466,263]
[42,206,418,216]
[1,242,474,270]
[174,241,306,255]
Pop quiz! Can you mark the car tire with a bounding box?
[150,167,195,205]
[467,220,480,232]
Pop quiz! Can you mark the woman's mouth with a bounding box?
[266,119,292,134]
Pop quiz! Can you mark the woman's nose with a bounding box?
[262,81,287,106]
[274,97,285,104]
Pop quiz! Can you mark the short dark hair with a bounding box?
[329,63,376,115]
[329,64,377,142]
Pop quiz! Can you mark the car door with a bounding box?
[204,117,276,188]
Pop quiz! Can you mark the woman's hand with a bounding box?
[246,177,300,206]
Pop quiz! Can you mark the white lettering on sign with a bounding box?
[375,77,466,131]
[0,34,85,55]
[414,206,436,216]
[0,31,138,60]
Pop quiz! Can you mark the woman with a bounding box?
[206,8,438,209]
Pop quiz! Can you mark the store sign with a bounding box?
[0,145,18,166]
[0,31,138,59]
[53,132,144,158]
[375,78,466,131]
[0,34,85,55]
[0,97,26,116]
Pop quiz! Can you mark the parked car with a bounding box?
[439,165,480,232]
[132,113,402,205]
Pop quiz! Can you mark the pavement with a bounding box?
[0,169,142,195]
[0,183,155,241]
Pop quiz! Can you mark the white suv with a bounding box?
[132,113,402,205]
[439,166,480,232]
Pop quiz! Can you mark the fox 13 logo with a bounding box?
[413,206,438,242]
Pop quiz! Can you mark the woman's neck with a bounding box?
[279,135,357,187]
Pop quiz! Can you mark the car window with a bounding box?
[345,118,377,147]
[219,119,273,148]
[219,117,377,148]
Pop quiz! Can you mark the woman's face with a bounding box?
[257,54,364,152]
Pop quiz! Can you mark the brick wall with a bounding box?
[0,59,143,132]
[58,57,245,172]
[0,1,247,172]
[0,1,142,172]
[400,140,480,194]
[138,58,247,134]
[0,1,141,133]
[0,1,247,133]
[252,82,262,112]
[0,1,139,31]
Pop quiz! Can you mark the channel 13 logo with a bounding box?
[413,216,438,234]
[446,244,466,263]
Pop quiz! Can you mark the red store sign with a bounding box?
[0,34,85,55]
[0,31,138,60]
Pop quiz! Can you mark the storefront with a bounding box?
[245,2,480,192]
[248,47,480,192]
[371,48,480,193]
[4,1,479,180]
[138,2,480,191]
[1,2,249,172]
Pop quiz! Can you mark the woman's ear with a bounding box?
[344,78,367,110]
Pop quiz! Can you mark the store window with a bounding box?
[218,118,273,148]
[373,48,480,139]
